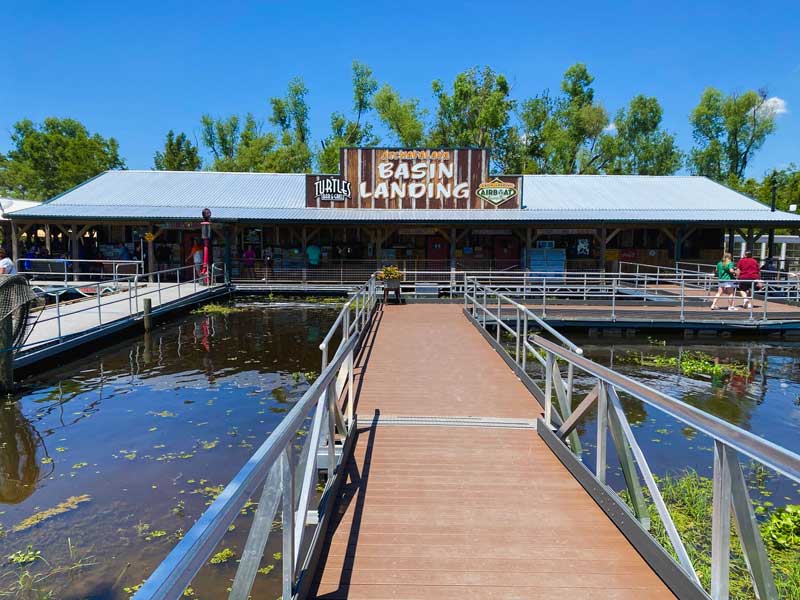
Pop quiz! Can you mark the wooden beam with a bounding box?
[659,228,676,243]
[606,228,622,244]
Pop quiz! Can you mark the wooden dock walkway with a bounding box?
[310,304,674,599]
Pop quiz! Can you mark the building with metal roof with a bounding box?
[7,147,800,276]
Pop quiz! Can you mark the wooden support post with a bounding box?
[526,227,532,270]
[600,226,607,272]
[70,225,80,280]
[449,227,456,270]
[10,222,18,263]
[0,313,12,394]
[143,298,153,332]
[674,226,684,263]
[147,224,156,282]
[44,224,51,253]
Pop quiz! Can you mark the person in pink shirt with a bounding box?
[735,250,761,309]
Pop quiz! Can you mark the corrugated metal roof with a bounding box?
[0,198,40,220]
[9,170,800,225]
[521,175,771,211]
[38,170,307,209]
[12,203,800,224]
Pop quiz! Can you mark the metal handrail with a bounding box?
[135,275,378,600]
[468,289,799,598]
[535,336,800,482]
[19,264,225,352]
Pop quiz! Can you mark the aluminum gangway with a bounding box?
[15,263,229,368]
[133,275,800,600]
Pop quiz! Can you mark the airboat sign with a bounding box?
[305,148,522,210]
[476,178,517,206]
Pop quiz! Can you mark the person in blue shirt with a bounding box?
[117,242,132,261]
[306,244,321,266]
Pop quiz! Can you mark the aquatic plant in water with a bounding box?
[192,303,244,315]
[209,548,235,564]
[620,471,799,598]
[12,495,91,533]
[620,351,750,378]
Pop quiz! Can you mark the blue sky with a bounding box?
[3,0,798,177]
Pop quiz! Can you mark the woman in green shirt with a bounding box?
[710,252,738,310]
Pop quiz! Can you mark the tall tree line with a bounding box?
[0,62,793,207]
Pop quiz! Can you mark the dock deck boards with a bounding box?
[310,304,675,599]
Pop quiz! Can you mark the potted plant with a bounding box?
[377,265,403,303]
[377,265,402,288]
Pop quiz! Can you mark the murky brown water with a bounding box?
[0,300,338,599]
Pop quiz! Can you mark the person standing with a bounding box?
[0,248,17,275]
[186,239,204,279]
[241,246,256,279]
[710,252,737,310]
[735,250,761,309]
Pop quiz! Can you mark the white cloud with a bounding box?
[759,96,789,117]
[603,122,618,135]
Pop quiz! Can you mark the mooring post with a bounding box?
[143,298,153,332]
[0,315,12,394]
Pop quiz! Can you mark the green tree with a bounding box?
[738,166,800,212]
[269,77,313,172]
[373,84,426,147]
[606,95,683,175]
[200,78,312,173]
[511,64,613,174]
[0,117,124,200]
[153,130,201,170]
[428,66,515,168]
[200,113,279,172]
[318,61,379,173]
[688,88,778,183]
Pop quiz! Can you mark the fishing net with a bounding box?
[0,275,36,351]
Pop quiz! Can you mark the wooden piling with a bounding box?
[143,298,153,332]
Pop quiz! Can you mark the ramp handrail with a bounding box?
[534,336,799,599]
[19,263,226,353]
[134,275,378,600]
[466,283,799,598]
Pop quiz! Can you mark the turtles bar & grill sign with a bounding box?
[306,148,521,210]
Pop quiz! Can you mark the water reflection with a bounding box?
[0,401,42,504]
[0,302,338,600]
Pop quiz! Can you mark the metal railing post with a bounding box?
[544,352,554,427]
[522,310,529,371]
[55,291,63,340]
[596,381,608,484]
[762,283,769,321]
[97,283,102,325]
[542,277,547,319]
[711,440,731,600]
[496,296,501,343]
[611,279,617,321]
[680,279,685,322]
[157,271,162,306]
[515,305,520,365]
[281,446,295,599]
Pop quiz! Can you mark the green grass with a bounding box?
[621,471,799,599]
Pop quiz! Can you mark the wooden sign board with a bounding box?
[305,148,521,210]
